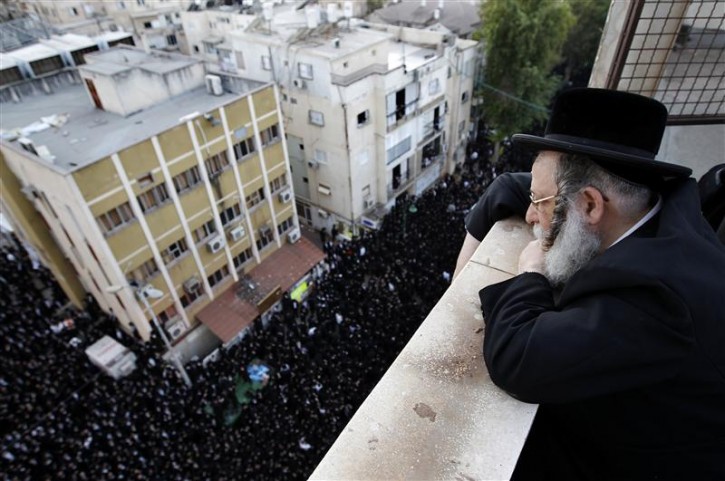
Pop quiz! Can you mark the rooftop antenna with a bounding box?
[343,1,353,29]
[262,2,273,34]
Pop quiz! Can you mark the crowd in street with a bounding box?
[1,129,533,480]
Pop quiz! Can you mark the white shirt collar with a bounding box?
[609,195,663,248]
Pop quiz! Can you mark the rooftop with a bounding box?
[369,0,482,37]
[0,81,262,174]
[83,47,200,76]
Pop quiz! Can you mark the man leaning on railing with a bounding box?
[456,88,725,481]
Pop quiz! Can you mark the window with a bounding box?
[204,41,218,55]
[129,258,159,282]
[261,55,272,70]
[97,202,135,234]
[269,173,287,193]
[157,305,178,324]
[235,51,245,69]
[362,184,371,198]
[461,91,469,104]
[245,186,266,209]
[143,21,153,29]
[357,110,369,126]
[386,83,419,125]
[172,166,202,194]
[309,110,324,126]
[298,62,313,79]
[205,151,230,177]
[232,247,253,269]
[166,34,177,46]
[162,238,188,264]
[207,265,229,288]
[314,149,327,164]
[219,203,242,226]
[318,183,332,196]
[137,0,145,5]
[117,1,126,9]
[256,226,274,250]
[233,135,256,160]
[259,124,279,146]
[137,172,154,186]
[429,78,441,95]
[192,219,217,243]
[193,45,200,54]
[277,216,294,235]
[137,183,170,213]
[180,289,202,308]
[69,7,79,16]
[386,136,412,165]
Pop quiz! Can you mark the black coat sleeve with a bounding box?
[479,271,694,404]
[465,172,531,241]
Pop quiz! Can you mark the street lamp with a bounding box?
[107,283,192,387]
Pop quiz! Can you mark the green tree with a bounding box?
[476,0,574,151]
[561,0,611,83]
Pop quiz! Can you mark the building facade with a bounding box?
[1,46,302,345]
[181,4,478,234]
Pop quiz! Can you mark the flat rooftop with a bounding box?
[83,47,201,76]
[0,81,265,174]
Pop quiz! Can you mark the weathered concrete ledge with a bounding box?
[310,219,538,480]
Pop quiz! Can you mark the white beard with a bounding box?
[534,206,601,287]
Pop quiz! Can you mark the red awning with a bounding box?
[197,236,325,343]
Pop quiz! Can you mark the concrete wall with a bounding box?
[310,219,538,480]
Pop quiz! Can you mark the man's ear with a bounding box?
[579,186,606,225]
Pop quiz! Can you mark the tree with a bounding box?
[475,0,574,151]
[561,0,611,84]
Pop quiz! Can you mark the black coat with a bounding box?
[479,179,725,481]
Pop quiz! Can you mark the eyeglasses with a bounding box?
[529,192,558,211]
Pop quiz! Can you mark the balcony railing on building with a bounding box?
[386,170,412,197]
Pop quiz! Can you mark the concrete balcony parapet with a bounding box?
[310,219,538,480]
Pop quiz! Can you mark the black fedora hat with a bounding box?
[512,88,692,184]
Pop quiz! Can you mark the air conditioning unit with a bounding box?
[183,276,200,294]
[364,198,375,209]
[228,225,246,242]
[278,189,292,203]
[167,321,185,340]
[205,74,223,96]
[287,228,301,243]
[206,234,225,253]
[318,209,329,219]
[292,78,307,89]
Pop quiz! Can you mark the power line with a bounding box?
[477,81,551,113]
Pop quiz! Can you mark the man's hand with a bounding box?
[518,239,546,275]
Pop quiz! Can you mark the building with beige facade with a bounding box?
[0,45,317,350]
[180,2,478,234]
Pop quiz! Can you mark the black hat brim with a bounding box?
[512,133,692,181]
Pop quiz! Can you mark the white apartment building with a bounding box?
[181,2,478,234]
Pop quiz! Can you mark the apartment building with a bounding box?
[8,0,186,50]
[181,3,478,234]
[0,46,314,346]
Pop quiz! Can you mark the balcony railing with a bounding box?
[310,219,538,480]
[386,171,412,197]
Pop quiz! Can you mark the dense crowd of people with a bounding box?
[1,128,533,480]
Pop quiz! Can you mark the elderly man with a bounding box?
[470,89,725,480]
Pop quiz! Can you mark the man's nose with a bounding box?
[525,204,538,225]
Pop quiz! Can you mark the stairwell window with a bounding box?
[309,110,324,126]
[298,62,313,80]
